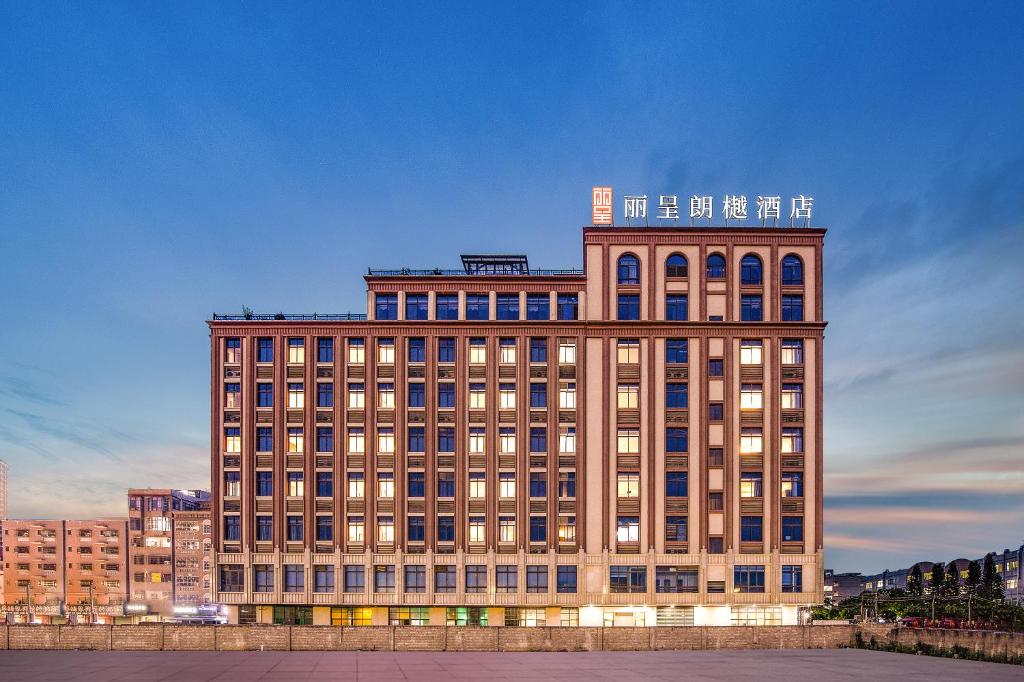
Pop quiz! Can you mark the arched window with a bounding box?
[706,253,726,279]
[740,254,763,286]
[666,253,688,278]
[781,254,804,286]
[617,254,640,285]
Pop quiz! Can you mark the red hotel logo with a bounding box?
[592,186,613,225]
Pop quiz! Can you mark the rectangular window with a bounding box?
[435,566,457,593]
[378,383,395,409]
[740,384,763,409]
[496,293,520,320]
[407,471,425,497]
[530,382,547,408]
[468,383,486,409]
[499,427,516,454]
[347,516,364,543]
[224,471,241,497]
[253,565,273,593]
[466,294,489,320]
[375,294,398,320]
[526,565,548,592]
[316,471,333,497]
[782,565,803,593]
[256,516,273,541]
[314,566,334,593]
[288,383,304,408]
[468,338,486,364]
[666,294,688,321]
[782,516,804,542]
[407,516,425,542]
[505,607,547,627]
[558,472,576,498]
[225,338,241,363]
[734,565,766,593]
[437,516,455,542]
[557,566,577,593]
[666,471,688,497]
[741,295,763,321]
[468,427,485,454]
[377,516,395,543]
[530,427,547,453]
[374,565,395,593]
[559,427,576,453]
[317,383,334,408]
[348,383,365,408]
[224,428,241,453]
[708,358,724,377]
[781,383,803,409]
[317,338,334,364]
[496,566,518,592]
[559,382,576,409]
[618,294,640,321]
[438,383,455,408]
[466,565,487,593]
[529,516,546,543]
[435,294,459,320]
[316,516,333,542]
[499,516,516,543]
[782,427,804,453]
[438,337,456,363]
[656,566,698,593]
[617,383,639,409]
[225,382,241,409]
[499,338,517,363]
[740,427,762,453]
[740,340,763,365]
[666,383,688,409]
[404,565,426,593]
[377,472,394,498]
[347,473,364,498]
[558,340,577,364]
[407,337,425,363]
[617,472,640,498]
[558,516,576,542]
[666,428,688,453]
[666,338,688,363]
[257,471,273,497]
[317,427,333,453]
[257,383,273,408]
[781,339,804,364]
[666,515,688,542]
[468,472,486,499]
[781,295,804,321]
[609,566,646,593]
[257,338,274,363]
[344,565,365,593]
[347,338,365,364]
[287,515,304,542]
[617,429,639,454]
[617,339,640,364]
[529,338,547,363]
[287,427,304,453]
[740,472,763,498]
[557,294,578,320]
[529,472,547,497]
[405,294,428,320]
[781,472,804,497]
[740,516,763,542]
[223,517,241,542]
[377,339,395,364]
[377,427,395,453]
[616,516,640,543]
[408,427,425,453]
[468,516,485,542]
[407,382,425,408]
[437,472,455,498]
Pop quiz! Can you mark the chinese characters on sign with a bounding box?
[591,188,815,226]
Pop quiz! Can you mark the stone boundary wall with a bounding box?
[0,624,1020,656]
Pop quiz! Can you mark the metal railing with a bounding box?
[366,268,584,277]
[211,313,368,321]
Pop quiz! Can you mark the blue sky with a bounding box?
[1,2,1022,573]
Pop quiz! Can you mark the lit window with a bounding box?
[347,428,365,453]
[781,472,803,497]
[377,517,394,543]
[740,428,762,454]
[616,516,640,543]
[617,339,639,364]
[499,516,516,543]
[377,473,394,499]
[617,473,640,498]
[225,383,240,409]
[468,473,486,499]
[740,472,763,498]
[288,472,304,497]
[740,384,763,409]
[499,472,516,498]
[468,339,486,364]
[559,427,576,453]
[617,429,639,454]
[469,517,486,543]
[224,428,240,453]
[617,384,639,409]
[224,472,241,497]
[781,340,804,365]
[558,341,576,364]
[499,383,516,409]
[225,338,241,363]
[499,339,516,364]
[288,383,304,409]
[468,428,486,454]
[469,383,486,409]
[347,339,365,364]
[740,340,762,365]
[781,384,803,409]
[348,517,364,543]
[287,428,304,453]
[348,383,365,408]
[378,339,395,364]
[378,382,395,409]
[558,516,576,542]
[288,338,305,364]
[559,383,577,409]
[499,427,516,454]
[781,428,804,453]
[377,427,395,454]
[347,473,364,499]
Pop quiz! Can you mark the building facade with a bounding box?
[209,226,825,626]
[1,519,128,624]
[127,488,211,620]
[823,570,864,603]
[862,545,1023,604]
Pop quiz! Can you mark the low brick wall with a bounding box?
[57,626,112,651]
[111,625,163,651]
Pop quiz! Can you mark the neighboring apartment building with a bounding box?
[862,545,1024,604]
[209,225,825,627]
[823,570,864,603]
[1,519,128,624]
[171,509,214,614]
[127,488,211,620]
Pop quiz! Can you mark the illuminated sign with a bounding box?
[593,189,815,227]
[591,186,613,225]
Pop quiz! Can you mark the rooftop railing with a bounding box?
[211,313,368,321]
[366,268,584,277]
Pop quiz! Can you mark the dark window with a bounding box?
[316,472,333,497]
[257,471,273,497]
[438,383,455,408]
[224,517,240,542]
[782,472,804,497]
[617,254,640,285]
[529,472,547,497]
[437,428,455,453]
[408,427,425,453]
[529,338,547,363]
[782,565,803,593]
[708,403,724,421]
[666,295,688,321]
[405,294,428,320]
[375,294,398,320]
[466,294,489,320]
[559,472,576,498]
[408,382,425,408]
[374,565,395,593]
[557,566,578,593]
[287,516,304,542]
[466,565,487,593]
[407,517,425,543]
[403,565,426,593]
[254,565,274,592]
[665,516,688,542]
[740,254,763,285]
[314,566,334,593]
[781,255,804,286]
[782,516,804,542]
[407,471,425,497]
[257,383,273,407]
[666,383,688,408]
[316,516,333,542]
[408,338,425,363]
[530,383,547,408]
[317,427,333,453]
[734,565,765,593]
[781,295,804,321]
[666,428,688,453]
[435,295,459,320]
[317,338,334,363]
[666,471,688,497]
[257,338,274,363]
[529,517,547,543]
[496,294,520,320]
[273,606,312,625]
[666,253,688,278]
[438,338,456,363]
[557,294,578,320]
[526,565,548,592]
[437,516,455,542]
[708,537,724,554]
[618,294,640,320]
[437,472,455,498]
[656,566,698,593]
[741,295,763,321]
[435,566,457,593]
[344,566,365,593]
[526,293,550,320]
[609,566,646,593]
[496,566,518,593]
[708,492,723,510]
[529,427,547,453]
[257,427,273,452]
[708,359,724,377]
[317,383,334,408]
[666,339,688,363]
[706,254,726,279]
[256,516,273,541]
[741,516,763,542]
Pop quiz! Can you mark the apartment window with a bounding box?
[468,427,485,454]
[499,338,517,363]
[782,516,804,542]
[314,566,334,593]
[557,566,577,593]
[559,383,577,409]
[375,294,398,320]
[740,428,762,453]
[348,426,364,456]
[781,254,804,285]
[286,383,304,409]
[617,429,639,454]
[558,340,577,364]
[666,294,688,321]
[666,471,688,497]
[617,383,639,409]
[348,383,365,408]
[317,338,334,363]
[666,428,688,453]
[781,295,804,321]
[405,337,425,363]
[617,253,640,284]
[468,516,485,543]
[437,472,455,498]
[708,537,725,554]
[225,338,241,363]
[666,253,688,277]
[408,382,425,408]
[656,566,698,593]
[559,427,576,453]
[436,294,459,320]
[740,254,763,285]
[609,566,646,593]
[283,565,305,593]
[496,293,520,320]
[377,516,395,543]
[286,516,304,542]
[529,338,547,363]
[317,383,334,408]
[407,471,425,497]
[253,565,274,593]
[741,295,763,321]
[499,427,516,453]
[781,383,803,409]
[666,338,688,363]
[558,472,576,498]
[529,516,547,543]
[466,294,489,320]
[224,471,241,497]
[740,340,762,365]
[740,472,763,498]
[437,516,455,542]
[618,294,640,320]
[435,566,457,593]
[257,471,273,497]
[666,382,688,408]
[530,427,547,452]
[344,566,365,592]
[558,516,577,542]
[377,427,395,453]
[708,448,723,467]
[224,382,241,408]
[782,565,803,592]
[273,606,312,626]
[781,427,804,453]
[252,515,271,542]
[408,427,425,453]
[506,608,547,627]
[781,339,804,364]
[734,565,766,593]
[468,472,486,499]
[617,472,639,498]
[347,473,364,498]
[708,358,724,376]
[616,516,640,543]
[499,516,516,543]
[224,428,241,453]
[468,338,486,364]
[374,565,395,593]
[496,565,518,592]
[468,383,486,409]
[740,384,763,409]
[781,472,804,497]
[438,383,455,408]
[314,471,333,498]
[526,293,550,320]
[377,338,395,364]
[257,383,273,407]
[438,337,456,363]
[287,472,305,497]
[666,516,688,542]
[347,517,365,543]
[530,382,547,408]
[347,338,365,364]
[706,253,726,279]
[529,472,547,497]
[740,516,763,542]
[466,565,487,593]
[405,294,428,320]
[378,382,395,409]
[223,517,241,542]
[526,565,548,592]
[220,565,244,592]
[404,565,426,593]
[375,472,394,499]
[257,338,274,363]
[557,293,578,320]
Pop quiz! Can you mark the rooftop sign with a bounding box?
[592,186,815,227]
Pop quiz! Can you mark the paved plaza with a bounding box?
[0,648,1020,681]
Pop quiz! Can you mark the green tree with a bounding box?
[944,561,961,597]
[907,564,924,597]
[981,554,1004,601]
[929,561,945,596]
[966,560,981,593]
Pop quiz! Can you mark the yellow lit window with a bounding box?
[740,428,762,454]
[499,384,516,409]
[378,383,395,409]
[781,384,803,409]
[558,516,576,542]
[378,341,395,364]
[288,474,304,497]
[347,474,364,499]
[740,384,763,409]
[617,384,639,409]
[225,431,241,453]
[377,428,395,453]
[288,383,304,409]
[348,383,365,408]
[617,340,639,364]
[558,341,576,364]
[348,341,365,364]
[740,340,762,365]
[499,473,516,498]
[469,383,486,409]
[617,473,640,498]
[468,517,485,543]
[499,428,516,454]
[468,474,486,499]
[348,518,364,542]
[739,473,762,498]
[288,428,304,453]
[377,517,394,543]
[617,429,639,454]
[469,341,486,364]
[499,517,516,543]
[468,428,486,454]
[288,339,305,364]
[559,383,577,409]
[377,473,394,498]
[559,428,576,453]
[151,572,162,583]
[499,340,516,364]
[348,428,365,453]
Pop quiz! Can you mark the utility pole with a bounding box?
[89,583,95,624]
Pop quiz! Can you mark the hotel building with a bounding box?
[209,225,825,626]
